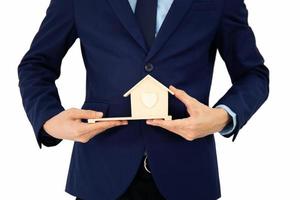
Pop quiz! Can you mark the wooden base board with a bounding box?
[87,115,172,123]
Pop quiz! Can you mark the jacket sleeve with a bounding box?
[17,0,78,148]
[212,0,270,141]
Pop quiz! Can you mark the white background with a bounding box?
[1,0,299,199]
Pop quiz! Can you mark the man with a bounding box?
[17,0,269,199]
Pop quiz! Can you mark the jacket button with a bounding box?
[144,63,154,72]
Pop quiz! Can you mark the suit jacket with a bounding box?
[17,0,269,199]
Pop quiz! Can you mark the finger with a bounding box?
[76,120,128,143]
[79,120,128,135]
[97,120,128,131]
[169,85,197,109]
[146,118,186,133]
[146,118,195,140]
[71,108,103,119]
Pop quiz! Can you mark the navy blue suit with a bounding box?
[17,0,269,199]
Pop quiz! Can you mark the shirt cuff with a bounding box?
[215,104,237,136]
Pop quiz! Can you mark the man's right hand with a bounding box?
[43,108,128,143]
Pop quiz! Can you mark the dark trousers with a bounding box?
[76,155,166,200]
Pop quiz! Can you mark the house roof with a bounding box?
[123,74,175,97]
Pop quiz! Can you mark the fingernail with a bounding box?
[97,112,103,117]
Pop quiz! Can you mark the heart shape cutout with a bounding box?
[141,92,158,108]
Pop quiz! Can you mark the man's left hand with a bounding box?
[146,85,231,141]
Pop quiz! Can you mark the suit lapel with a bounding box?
[106,0,148,52]
[107,0,194,61]
[145,0,194,62]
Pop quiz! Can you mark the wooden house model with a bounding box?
[88,75,174,123]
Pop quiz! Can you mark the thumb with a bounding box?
[71,109,103,119]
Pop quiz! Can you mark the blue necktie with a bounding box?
[135,0,158,49]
